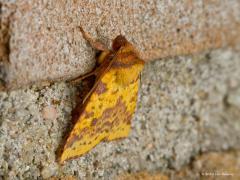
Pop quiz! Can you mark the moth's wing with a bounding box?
[70,54,114,124]
[104,78,140,141]
[59,65,140,163]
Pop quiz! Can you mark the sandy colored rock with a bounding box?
[189,151,240,179]
[48,176,77,180]
[172,151,240,180]
[0,0,240,89]
[118,150,240,180]
[42,105,58,120]
[118,172,169,180]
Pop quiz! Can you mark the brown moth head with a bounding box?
[112,35,128,51]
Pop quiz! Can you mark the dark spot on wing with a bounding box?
[84,111,94,119]
[112,89,119,94]
[95,81,107,95]
[130,96,137,103]
[91,118,98,126]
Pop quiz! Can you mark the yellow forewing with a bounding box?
[59,35,144,163]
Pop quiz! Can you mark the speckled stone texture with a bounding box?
[0,0,240,89]
[0,48,239,179]
[118,150,240,179]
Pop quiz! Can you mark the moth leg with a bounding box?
[69,51,113,86]
[69,70,97,85]
[82,84,97,104]
[79,26,108,51]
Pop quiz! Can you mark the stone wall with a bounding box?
[0,1,240,179]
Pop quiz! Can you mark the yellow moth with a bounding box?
[59,28,145,163]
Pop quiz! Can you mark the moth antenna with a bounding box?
[79,26,108,51]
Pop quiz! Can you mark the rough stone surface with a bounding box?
[0,48,240,179]
[0,0,240,89]
[118,150,240,180]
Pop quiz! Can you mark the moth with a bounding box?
[59,28,145,163]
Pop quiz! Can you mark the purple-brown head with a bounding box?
[112,35,128,51]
